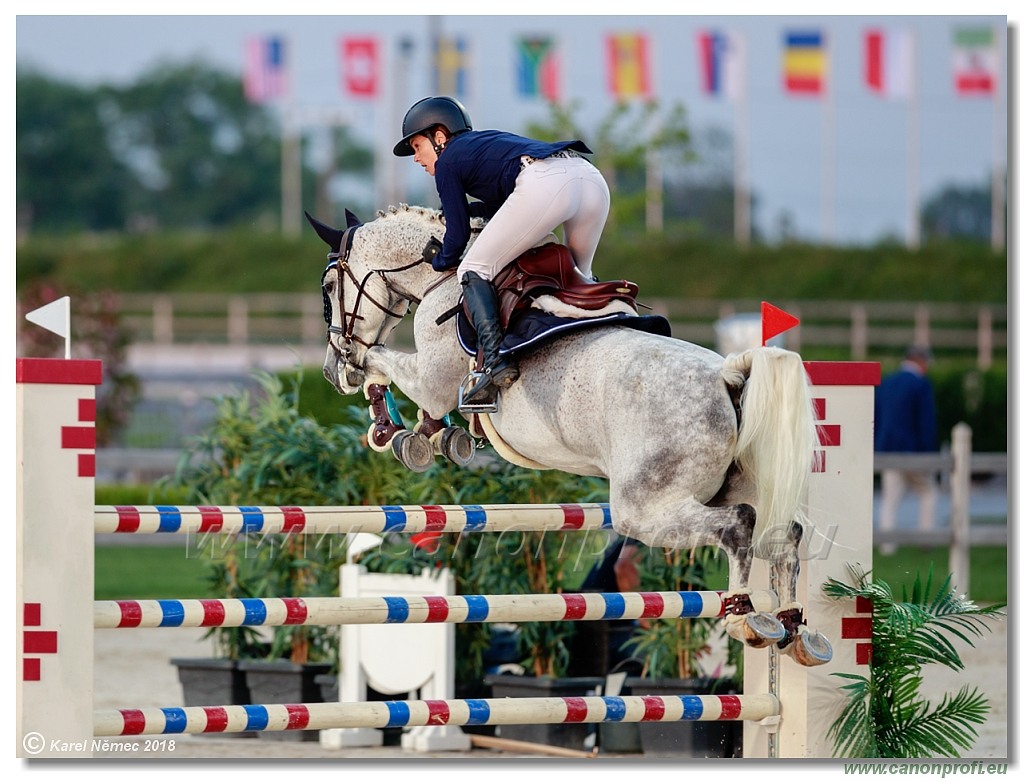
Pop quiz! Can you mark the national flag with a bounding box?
[697,30,744,100]
[339,37,379,98]
[434,35,469,98]
[953,27,997,95]
[782,30,826,96]
[243,35,288,104]
[516,36,560,101]
[864,29,913,99]
[606,32,651,100]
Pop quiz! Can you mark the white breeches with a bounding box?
[458,155,610,281]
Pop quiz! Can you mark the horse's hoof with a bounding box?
[439,426,475,466]
[743,612,787,648]
[787,629,833,666]
[391,430,434,473]
[723,611,785,647]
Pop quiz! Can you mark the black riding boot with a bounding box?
[461,271,519,407]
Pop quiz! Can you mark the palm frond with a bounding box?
[827,673,878,758]
[824,564,1001,759]
[882,687,989,758]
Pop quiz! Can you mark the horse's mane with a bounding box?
[373,203,485,234]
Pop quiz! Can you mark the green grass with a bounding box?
[871,545,1007,605]
[95,545,214,600]
[95,543,1007,605]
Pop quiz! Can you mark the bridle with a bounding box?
[321,225,447,367]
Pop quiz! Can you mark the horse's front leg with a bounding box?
[364,345,457,419]
[363,346,476,469]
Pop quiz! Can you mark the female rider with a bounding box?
[393,96,610,408]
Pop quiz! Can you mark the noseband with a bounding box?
[321,226,436,363]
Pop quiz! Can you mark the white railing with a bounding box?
[110,294,1006,369]
[873,423,1007,597]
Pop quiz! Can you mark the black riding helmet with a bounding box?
[393,96,473,157]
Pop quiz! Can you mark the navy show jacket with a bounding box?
[874,365,939,453]
[432,130,592,270]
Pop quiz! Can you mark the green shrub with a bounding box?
[931,364,1008,452]
[162,368,609,682]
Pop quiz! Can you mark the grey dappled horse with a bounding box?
[310,204,831,666]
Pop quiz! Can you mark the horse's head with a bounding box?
[307,205,444,394]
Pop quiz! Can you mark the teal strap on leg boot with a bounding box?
[459,271,519,412]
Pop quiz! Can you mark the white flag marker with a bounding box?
[25,296,71,358]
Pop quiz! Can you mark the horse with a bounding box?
[309,203,832,667]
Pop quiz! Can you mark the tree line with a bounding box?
[16,63,365,235]
[17,61,996,242]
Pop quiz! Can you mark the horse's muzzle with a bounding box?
[323,345,365,395]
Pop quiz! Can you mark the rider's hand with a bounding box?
[432,255,460,272]
[423,236,457,272]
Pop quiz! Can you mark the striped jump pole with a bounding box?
[94,589,779,629]
[95,502,613,535]
[94,693,781,738]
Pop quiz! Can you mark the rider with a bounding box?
[393,96,610,408]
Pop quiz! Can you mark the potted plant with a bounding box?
[622,545,744,757]
[167,530,272,737]
[164,370,405,740]
[359,455,611,750]
[236,531,341,742]
[823,564,1004,758]
[476,524,606,750]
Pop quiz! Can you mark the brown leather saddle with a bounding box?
[479,243,640,331]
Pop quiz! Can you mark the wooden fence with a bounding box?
[111,293,1006,368]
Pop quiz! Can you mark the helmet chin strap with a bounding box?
[430,128,447,156]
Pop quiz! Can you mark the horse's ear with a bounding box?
[344,209,361,228]
[304,211,344,253]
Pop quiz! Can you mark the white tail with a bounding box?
[724,347,819,559]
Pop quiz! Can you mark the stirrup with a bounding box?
[458,371,499,415]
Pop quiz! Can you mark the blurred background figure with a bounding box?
[874,345,939,555]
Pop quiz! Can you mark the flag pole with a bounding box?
[821,29,836,245]
[907,31,921,249]
[990,25,1005,251]
[281,34,302,238]
[645,105,663,233]
[733,33,750,247]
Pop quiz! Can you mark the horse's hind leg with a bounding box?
[713,503,789,650]
[611,493,786,651]
[770,522,833,666]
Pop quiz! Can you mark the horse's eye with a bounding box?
[323,280,334,296]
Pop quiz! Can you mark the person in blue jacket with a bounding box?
[874,345,939,554]
[394,96,610,408]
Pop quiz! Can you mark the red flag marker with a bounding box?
[761,302,800,346]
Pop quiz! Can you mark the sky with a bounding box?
[13,4,1017,247]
